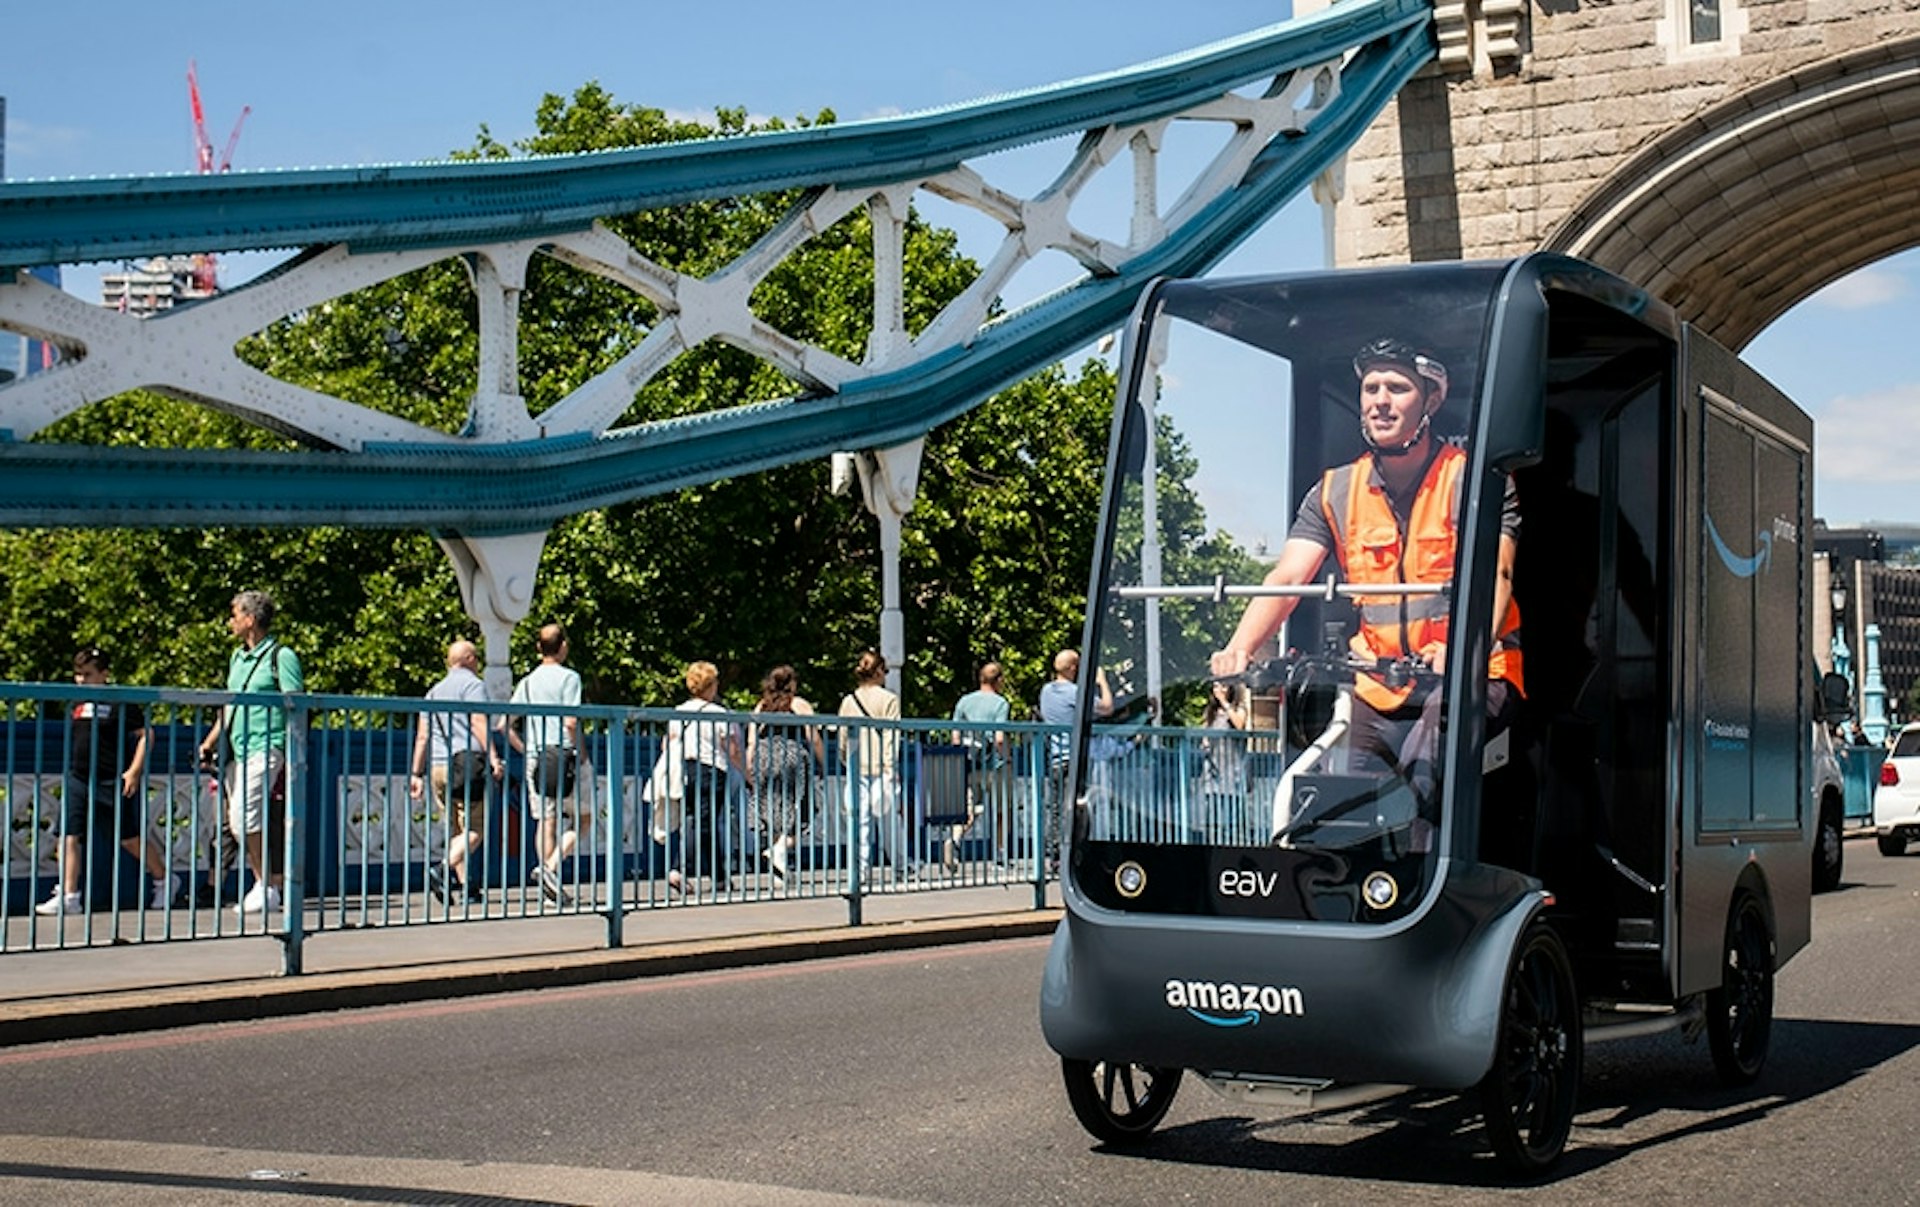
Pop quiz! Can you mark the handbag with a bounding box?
[645,727,687,843]
[448,749,490,800]
[535,746,577,800]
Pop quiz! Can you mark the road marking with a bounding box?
[0,1133,909,1205]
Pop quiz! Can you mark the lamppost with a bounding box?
[1865,621,1891,744]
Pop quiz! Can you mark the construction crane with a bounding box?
[187,60,250,294]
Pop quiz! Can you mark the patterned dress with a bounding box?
[751,702,817,842]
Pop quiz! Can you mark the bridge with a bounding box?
[3,0,1916,689]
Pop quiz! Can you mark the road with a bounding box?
[0,836,1917,1205]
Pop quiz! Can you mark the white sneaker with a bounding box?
[150,873,182,911]
[234,882,283,914]
[35,891,82,916]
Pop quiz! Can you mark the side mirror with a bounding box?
[1820,672,1853,723]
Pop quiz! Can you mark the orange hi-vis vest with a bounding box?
[1319,443,1524,710]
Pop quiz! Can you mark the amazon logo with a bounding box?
[1706,514,1795,579]
[1164,978,1305,1026]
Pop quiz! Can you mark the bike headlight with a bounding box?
[1362,871,1399,910]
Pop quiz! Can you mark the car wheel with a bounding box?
[1878,830,1908,857]
[1479,921,1582,1174]
[1061,1057,1181,1145]
[1813,799,1844,892]
[1706,890,1774,1086]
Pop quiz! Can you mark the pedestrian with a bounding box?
[197,590,303,915]
[667,660,746,895]
[35,646,180,915]
[1035,649,1113,873]
[506,623,584,907]
[950,661,1012,870]
[838,650,909,881]
[748,665,823,887]
[410,639,502,906]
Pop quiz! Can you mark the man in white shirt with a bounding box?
[508,624,583,906]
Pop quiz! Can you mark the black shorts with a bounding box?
[61,774,144,842]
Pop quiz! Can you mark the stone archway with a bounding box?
[1322,5,1920,351]
[1548,37,1920,352]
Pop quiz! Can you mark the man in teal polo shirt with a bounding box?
[950,662,1012,869]
[198,590,304,915]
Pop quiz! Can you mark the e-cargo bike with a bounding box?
[1040,254,1832,1172]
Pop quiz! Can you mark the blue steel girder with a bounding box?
[0,1,1432,534]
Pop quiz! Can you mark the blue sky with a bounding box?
[2,0,1911,527]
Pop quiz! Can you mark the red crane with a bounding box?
[187,61,250,293]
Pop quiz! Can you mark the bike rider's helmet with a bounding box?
[1352,337,1449,457]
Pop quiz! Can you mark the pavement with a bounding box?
[0,882,1062,1048]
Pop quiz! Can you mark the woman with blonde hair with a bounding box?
[667,660,745,895]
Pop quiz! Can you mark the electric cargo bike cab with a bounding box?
[1040,255,1821,1174]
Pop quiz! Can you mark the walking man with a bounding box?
[410,640,501,905]
[950,661,1011,869]
[198,591,303,915]
[1036,649,1112,873]
[507,623,583,906]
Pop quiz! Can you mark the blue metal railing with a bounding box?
[1,682,1115,973]
[2,680,1284,974]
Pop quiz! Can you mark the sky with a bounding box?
[2,0,1913,528]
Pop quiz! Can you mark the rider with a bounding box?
[1209,336,1523,807]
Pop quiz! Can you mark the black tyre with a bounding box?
[1878,830,1908,857]
[1813,799,1844,892]
[1479,922,1582,1174]
[1706,891,1774,1086]
[1061,1057,1181,1145]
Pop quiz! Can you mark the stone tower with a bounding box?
[1309,0,1920,348]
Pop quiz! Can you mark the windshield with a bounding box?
[1074,266,1510,923]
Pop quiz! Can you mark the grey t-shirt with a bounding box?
[1038,679,1077,765]
[425,665,488,762]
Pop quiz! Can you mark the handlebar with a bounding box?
[1216,648,1440,695]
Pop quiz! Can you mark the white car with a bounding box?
[1873,723,1920,856]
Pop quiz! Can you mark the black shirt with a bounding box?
[69,700,146,785]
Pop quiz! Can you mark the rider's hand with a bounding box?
[1420,641,1449,674]
[1210,647,1250,679]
